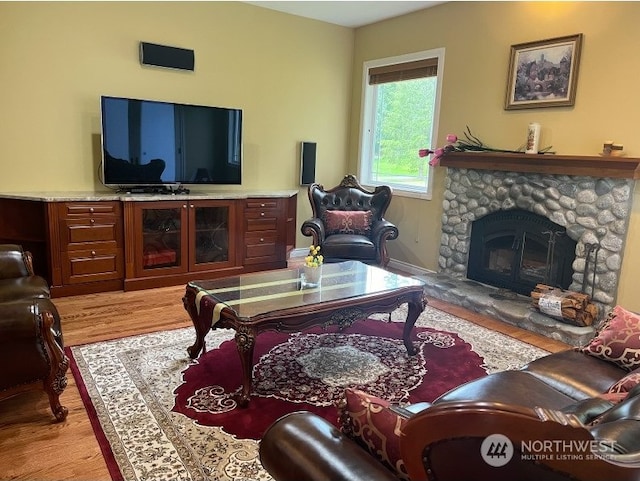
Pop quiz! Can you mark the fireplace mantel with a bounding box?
[440,151,640,179]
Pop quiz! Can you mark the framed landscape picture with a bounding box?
[504,33,583,110]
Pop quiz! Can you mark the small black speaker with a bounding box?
[140,42,195,71]
[300,141,317,185]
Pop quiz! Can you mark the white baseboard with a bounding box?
[289,249,434,277]
[387,258,434,276]
[289,248,309,259]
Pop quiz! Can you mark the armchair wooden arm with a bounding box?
[401,401,640,481]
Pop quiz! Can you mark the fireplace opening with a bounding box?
[467,209,576,296]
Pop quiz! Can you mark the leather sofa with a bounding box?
[260,348,640,481]
[301,174,398,266]
[0,244,68,421]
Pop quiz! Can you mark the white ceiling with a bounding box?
[244,1,444,28]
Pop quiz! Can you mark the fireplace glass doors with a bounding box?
[467,209,576,295]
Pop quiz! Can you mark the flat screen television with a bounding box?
[100,96,242,189]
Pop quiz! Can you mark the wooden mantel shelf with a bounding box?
[439,151,640,179]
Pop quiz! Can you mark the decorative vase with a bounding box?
[302,265,322,287]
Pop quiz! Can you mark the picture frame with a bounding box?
[504,33,583,110]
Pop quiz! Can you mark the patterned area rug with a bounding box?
[68,305,548,481]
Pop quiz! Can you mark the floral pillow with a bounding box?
[323,210,372,236]
[337,388,409,480]
[579,305,640,371]
[607,367,640,394]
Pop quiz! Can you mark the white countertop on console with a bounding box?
[0,190,299,202]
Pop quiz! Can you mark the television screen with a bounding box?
[100,96,242,187]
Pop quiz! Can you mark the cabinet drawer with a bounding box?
[244,233,278,263]
[245,214,278,232]
[61,249,123,284]
[60,218,121,247]
[246,199,279,210]
[245,205,279,230]
[59,201,120,218]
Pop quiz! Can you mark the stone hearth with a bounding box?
[417,271,594,347]
[428,151,640,344]
[438,152,638,319]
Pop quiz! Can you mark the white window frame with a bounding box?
[358,48,445,200]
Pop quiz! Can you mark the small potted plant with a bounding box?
[303,244,323,286]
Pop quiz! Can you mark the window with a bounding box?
[358,49,444,199]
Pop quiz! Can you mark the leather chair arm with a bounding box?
[0,301,68,398]
[0,300,63,354]
[0,244,33,279]
[301,218,325,245]
[401,400,639,481]
[0,300,43,338]
[370,219,398,266]
[260,411,398,481]
[561,397,616,424]
[0,276,51,303]
[371,219,399,243]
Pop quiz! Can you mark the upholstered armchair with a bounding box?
[301,175,398,266]
[0,244,68,421]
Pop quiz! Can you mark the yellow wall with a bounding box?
[0,1,354,247]
[351,1,640,310]
[3,1,640,310]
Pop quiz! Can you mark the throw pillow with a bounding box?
[598,391,629,404]
[337,388,409,480]
[607,367,640,394]
[579,305,640,371]
[323,210,372,236]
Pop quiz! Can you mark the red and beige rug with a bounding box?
[68,305,548,481]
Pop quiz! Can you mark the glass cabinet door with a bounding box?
[190,201,236,270]
[138,204,187,273]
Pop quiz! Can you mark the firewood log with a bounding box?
[530,284,596,326]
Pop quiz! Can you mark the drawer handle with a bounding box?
[260,212,265,217]
[260,238,264,242]
[90,219,95,224]
[89,207,95,213]
[261,203,265,207]
[91,250,96,257]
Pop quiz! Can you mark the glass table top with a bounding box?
[188,261,425,320]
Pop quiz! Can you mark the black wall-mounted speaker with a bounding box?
[300,141,317,185]
[140,42,195,71]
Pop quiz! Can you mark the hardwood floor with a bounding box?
[0,283,569,480]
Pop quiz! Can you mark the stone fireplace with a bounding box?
[419,152,640,345]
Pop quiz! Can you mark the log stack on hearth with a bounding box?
[530,284,598,327]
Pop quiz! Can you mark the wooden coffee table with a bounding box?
[182,261,427,406]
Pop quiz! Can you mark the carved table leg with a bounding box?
[183,288,208,359]
[235,327,257,408]
[403,293,427,356]
[187,321,208,359]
